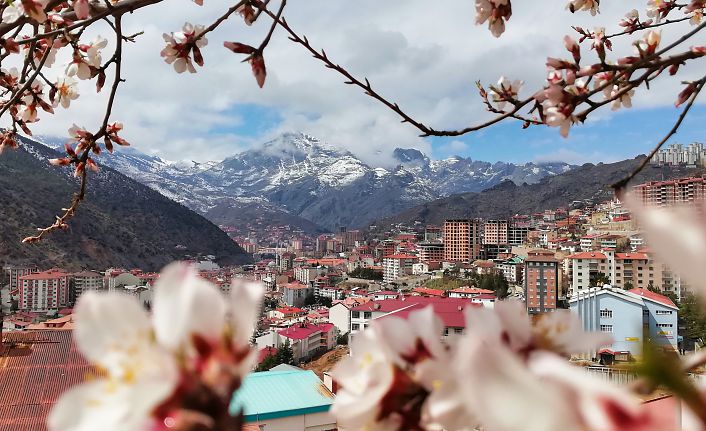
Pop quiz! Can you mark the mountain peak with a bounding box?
[393,148,428,164]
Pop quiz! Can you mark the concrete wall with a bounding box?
[247,411,336,431]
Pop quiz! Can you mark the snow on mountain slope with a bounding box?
[35,132,574,231]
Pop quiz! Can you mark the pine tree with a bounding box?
[276,339,295,365]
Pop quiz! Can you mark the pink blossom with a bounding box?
[566,0,600,15]
[53,76,79,108]
[475,0,512,38]
[161,23,208,74]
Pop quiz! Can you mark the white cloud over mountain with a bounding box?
[11,0,702,164]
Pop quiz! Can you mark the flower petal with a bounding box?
[152,262,226,352]
[229,278,264,348]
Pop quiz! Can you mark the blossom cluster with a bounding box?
[48,263,264,431]
[331,301,678,431]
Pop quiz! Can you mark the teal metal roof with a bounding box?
[230,370,335,422]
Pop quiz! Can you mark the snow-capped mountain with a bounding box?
[40,132,573,231]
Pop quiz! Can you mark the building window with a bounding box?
[352,324,360,330]
[655,310,673,315]
[364,312,372,319]
[657,323,673,328]
[600,325,613,332]
[600,309,613,318]
[352,311,360,318]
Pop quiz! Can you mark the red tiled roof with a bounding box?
[352,297,476,314]
[373,290,399,296]
[0,332,97,430]
[449,286,494,295]
[567,252,607,259]
[377,301,480,329]
[257,346,278,364]
[628,288,678,309]
[383,254,418,260]
[412,287,445,297]
[277,323,335,340]
[616,253,649,260]
[18,270,69,281]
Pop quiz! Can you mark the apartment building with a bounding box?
[566,250,681,297]
[70,270,103,303]
[524,251,560,314]
[4,266,38,292]
[483,220,509,245]
[18,269,70,311]
[417,242,444,264]
[443,219,483,263]
[633,175,706,207]
[382,254,418,283]
[651,142,706,166]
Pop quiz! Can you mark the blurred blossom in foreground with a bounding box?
[48,262,264,431]
[331,301,669,431]
[624,193,706,294]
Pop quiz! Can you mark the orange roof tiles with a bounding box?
[567,252,608,259]
[0,332,97,430]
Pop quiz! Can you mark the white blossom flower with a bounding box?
[610,85,635,110]
[47,292,179,431]
[161,23,208,74]
[475,0,512,38]
[491,76,523,110]
[566,0,600,15]
[66,56,92,80]
[48,262,265,431]
[646,0,673,22]
[2,0,48,23]
[54,76,79,108]
[84,36,108,67]
[331,306,474,431]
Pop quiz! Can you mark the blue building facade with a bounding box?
[569,287,678,359]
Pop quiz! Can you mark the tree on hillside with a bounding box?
[623,281,634,290]
[591,272,611,287]
[349,267,383,280]
[276,339,295,365]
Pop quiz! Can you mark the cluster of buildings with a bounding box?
[650,142,706,166]
[2,174,704,431]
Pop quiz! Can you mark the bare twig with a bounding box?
[611,75,706,192]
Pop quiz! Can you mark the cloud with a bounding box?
[6,0,702,164]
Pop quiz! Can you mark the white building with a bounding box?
[382,254,418,283]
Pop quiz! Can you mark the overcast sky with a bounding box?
[15,0,706,166]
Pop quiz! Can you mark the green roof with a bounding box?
[230,370,335,422]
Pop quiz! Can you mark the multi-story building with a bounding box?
[495,256,524,284]
[70,270,103,303]
[382,254,418,283]
[417,242,444,264]
[651,142,706,166]
[483,220,509,245]
[424,226,443,242]
[524,251,560,314]
[633,175,706,207]
[508,225,530,246]
[276,252,295,272]
[443,219,482,263]
[281,282,313,308]
[566,250,681,297]
[4,266,38,292]
[569,287,678,359]
[18,269,70,311]
[293,266,321,285]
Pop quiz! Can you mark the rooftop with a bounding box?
[0,332,96,430]
[628,288,678,309]
[278,323,335,340]
[230,370,334,422]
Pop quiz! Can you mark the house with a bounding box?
[372,298,479,338]
[269,306,305,320]
[281,282,313,308]
[349,297,480,335]
[372,290,400,300]
[329,297,372,334]
[471,293,497,308]
[411,287,445,297]
[230,370,336,431]
[447,286,494,299]
[26,314,74,331]
[256,322,337,363]
[568,286,678,361]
